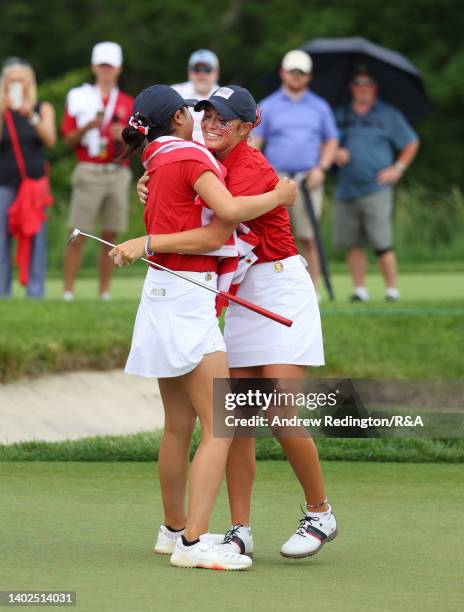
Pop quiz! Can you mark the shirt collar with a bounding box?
[279,87,311,102]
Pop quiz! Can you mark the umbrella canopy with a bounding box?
[301,36,431,124]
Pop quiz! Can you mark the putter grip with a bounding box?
[219,291,293,328]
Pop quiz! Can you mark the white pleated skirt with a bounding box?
[224,255,324,368]
[125,267,226,378]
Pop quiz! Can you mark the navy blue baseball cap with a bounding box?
[133,84,197,127]
[194,85,257,123]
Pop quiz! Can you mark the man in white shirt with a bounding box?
[172,49,220,143]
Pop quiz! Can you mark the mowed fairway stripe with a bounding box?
[0,461,463,612]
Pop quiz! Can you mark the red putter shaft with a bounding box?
[68,229,293,328]
[220,291,293,327]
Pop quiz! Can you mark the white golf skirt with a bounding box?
[224,255,324,368]
[125,267,226,378]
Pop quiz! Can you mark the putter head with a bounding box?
[67,228,81,246]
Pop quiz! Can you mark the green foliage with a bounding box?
[0,0,463,188]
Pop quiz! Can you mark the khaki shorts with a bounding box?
[332,188,393,252]
[277,171,323,241]
[68,163,132,233]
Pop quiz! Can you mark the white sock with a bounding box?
[386,287,400,299]
[307,504,332,521]
[63,291,74,302]
[355,286,369,300]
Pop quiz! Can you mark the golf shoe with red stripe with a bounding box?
[170,533,252,570]
[213,524,254,558]
[280,507,338,558]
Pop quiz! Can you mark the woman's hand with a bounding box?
[274,177,297,207]
[108,237,146,266]
[137,172,149,205]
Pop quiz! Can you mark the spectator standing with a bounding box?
[172,49,220,144]
[0,58,56,299]
[62,42,133,301]
[333,65,420,302]
[253,50,338,293]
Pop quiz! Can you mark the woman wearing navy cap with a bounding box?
[128,85,338,562]
[110,84,296,571]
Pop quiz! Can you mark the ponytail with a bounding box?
[119,111,178,160]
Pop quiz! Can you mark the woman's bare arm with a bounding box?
[194,171,295,223]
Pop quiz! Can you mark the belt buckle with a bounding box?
[205,272,213,281]
[273,261,284,273]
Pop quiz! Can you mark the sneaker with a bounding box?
[154,525,184,555]
[63,291,74,302]
[100,291,111,300]
[170,533,252,570]
[280,507,338,558]
[215,524,254,559]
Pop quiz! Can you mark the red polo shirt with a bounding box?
[222,140,298,263]
[144,160,219,272]
[61,90,133,164]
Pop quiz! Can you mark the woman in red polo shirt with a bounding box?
[126,85,338,562]
[110,84,295,571]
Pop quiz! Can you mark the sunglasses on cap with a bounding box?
[352,77,375,86]
[191,64,213,74]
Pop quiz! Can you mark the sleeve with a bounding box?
[182,160,217,187]
[319,101,338,141]
[227,163,263,196]
[61,107,77,136]
[388,107,418,150]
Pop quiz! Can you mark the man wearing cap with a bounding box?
[253,50,338,294]
[333,65,420,302]
[62,41,134,301]
[172,49,220,144]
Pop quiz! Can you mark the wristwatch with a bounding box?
[394,161,407,174]
[29,112,41,126]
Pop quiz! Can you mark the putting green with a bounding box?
[1,461,463,611]
[11,271,464,302]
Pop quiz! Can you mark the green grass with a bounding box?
[1,431,463,463]
[9,270,464,302]
[1,271,463,381]
[1,461,463,612]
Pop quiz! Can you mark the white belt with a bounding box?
[79,162,121,172]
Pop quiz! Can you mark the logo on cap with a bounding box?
[214,87,235,100]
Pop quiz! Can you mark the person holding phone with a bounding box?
[61,42,133,301]
[0,57,56,298]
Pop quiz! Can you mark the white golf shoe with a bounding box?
[214,524,254,558]
[280,507,338,558]
[170,533,252,570]
[154,525,184,554]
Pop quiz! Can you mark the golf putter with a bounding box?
[67,229,293,327]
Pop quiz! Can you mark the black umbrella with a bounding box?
[301,36,431,124]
